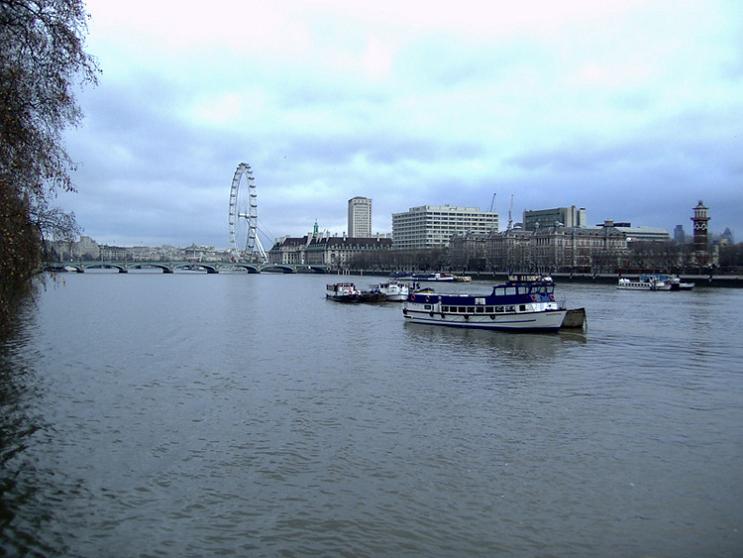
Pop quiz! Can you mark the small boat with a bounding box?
[411,272,455,282]
[666,275,695,291]
[617,275,672,291]
[453,275,472,282]
[402,274,574,332]
[326,282,361,302]
[368,281,410,302]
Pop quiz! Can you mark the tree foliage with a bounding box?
[1,0,98,197]
[1,0,97,324]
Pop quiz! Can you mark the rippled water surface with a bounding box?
[1,273,742,557]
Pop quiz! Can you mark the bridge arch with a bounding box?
[171,263,218,274]
[128,263,173,274]
[227,263,260,273]
[84,263,129,273]
[260,264,295,273]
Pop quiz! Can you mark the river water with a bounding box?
[1,273,741,557]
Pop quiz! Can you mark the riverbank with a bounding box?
[346,270,743,287]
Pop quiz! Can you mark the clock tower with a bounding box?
[691,200,709,252]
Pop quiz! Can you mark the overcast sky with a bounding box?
[61,0,742,248]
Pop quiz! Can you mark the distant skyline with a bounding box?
[60,0,742,247]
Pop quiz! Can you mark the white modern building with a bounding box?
[392,205,499,250]
[598,220,670,242]
[348,196,372,237]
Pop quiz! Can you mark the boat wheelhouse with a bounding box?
[402,275,570,332]
[326,282,361,302]
[660,274,695,291]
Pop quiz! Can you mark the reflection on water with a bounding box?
[0,274,742,557]
[404,321,586,363]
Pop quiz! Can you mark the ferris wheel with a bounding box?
[228,162,267,262]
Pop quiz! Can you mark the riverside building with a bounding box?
[449,225,628,272]
[348,197,372,237]
[391,205,499,250]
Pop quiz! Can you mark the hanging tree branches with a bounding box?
[1,0,98,321]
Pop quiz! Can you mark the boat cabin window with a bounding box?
[495,306,504,313]
[485,306,493,313]
[506,305,515,312]
[505,287,516,296]
[458,306,466,313]
[424,304,431,310]
[476,307,484,313]
[442,306,449,312]
[466,307,475,313]
[494,287,506,297]
[519,304,527,312]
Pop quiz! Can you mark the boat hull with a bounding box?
[617,283,671,291]
[326,294,359,303]
[403,308,567,332]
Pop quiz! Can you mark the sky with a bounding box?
[61,0,743,248]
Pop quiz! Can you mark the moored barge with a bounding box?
[326,282,361,302]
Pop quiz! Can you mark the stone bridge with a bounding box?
[44,261,328,274]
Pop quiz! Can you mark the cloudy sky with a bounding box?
[62,0,742,248]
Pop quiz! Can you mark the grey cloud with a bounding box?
[278,132,483,167]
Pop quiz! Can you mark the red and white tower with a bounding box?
[691,200,710,252]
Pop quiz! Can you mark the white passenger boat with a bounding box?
[617,275,672,291]
[402,275,572,332]
[413,272,455,282]
[369,281,410,302]
[326,282,361,302]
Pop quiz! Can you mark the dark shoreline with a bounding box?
[349,270,743,288]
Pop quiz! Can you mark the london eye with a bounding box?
[228,162,267,262]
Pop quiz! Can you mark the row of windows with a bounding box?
[393,219,498,225]
[422,304,528,313]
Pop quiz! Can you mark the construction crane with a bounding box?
[507,194,514,231]
[489,193,496,212]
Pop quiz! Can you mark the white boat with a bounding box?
[402,275,573,332]
[326,282,361,302]
[369,281,409,302]
[411,272,455,282]
[666,275,695,291]
[617,275,672,291]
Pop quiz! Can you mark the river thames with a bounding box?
[1,273,742,557]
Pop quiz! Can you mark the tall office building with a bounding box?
[523,206,587,230]
[348,197,372,237]
[392,205,499,250]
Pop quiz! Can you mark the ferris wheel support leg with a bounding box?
[256,236,268,262]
